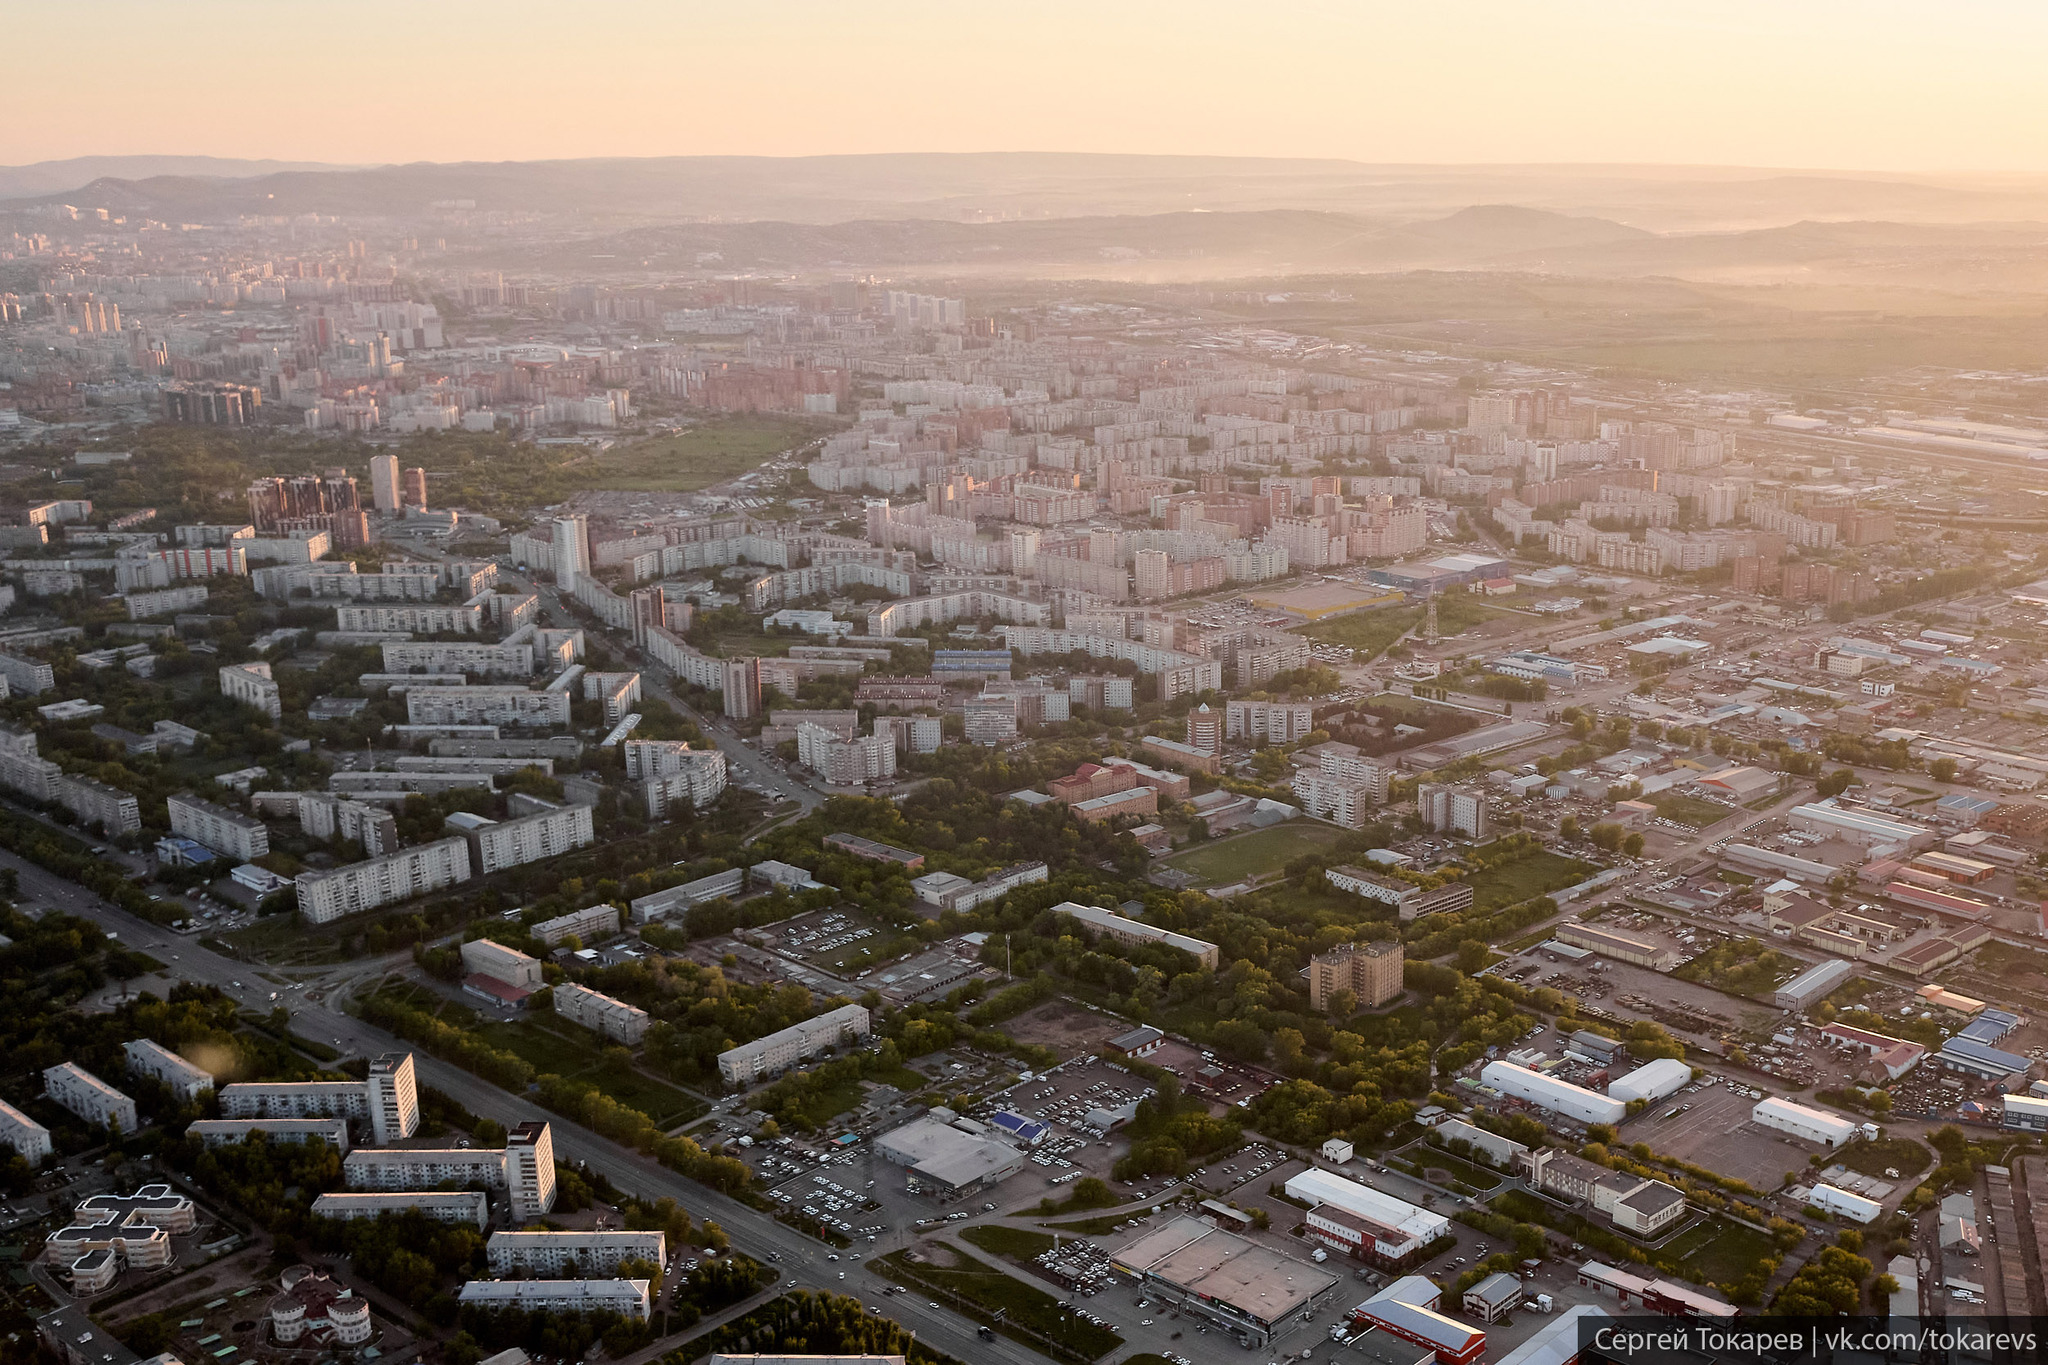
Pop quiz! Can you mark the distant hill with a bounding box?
[0,155,357,200]
[11,152,2048,234]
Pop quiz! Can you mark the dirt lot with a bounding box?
[1005,999,1123,1059]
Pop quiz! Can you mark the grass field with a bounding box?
[1159,820,1346,884]
[1294,605,1420,660]
[477,1018,704,1127]
[576,416,833,492]
[1462,850,1596,912]
[1655,1218,1781,1289]
[961,1225,1057,1260]
[1654,793,1738,828]
[1830,1136,1931,1180]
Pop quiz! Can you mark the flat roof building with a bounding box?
[1285,1168,1450,1263]
[487,1230,666,1276]
[554,982,651,1044]
[0,1098,52,1162]
[187,1117,351,1151]
[1053,901,1220,968]
[718,1003,872,1085]
[1773,958,1855,1010]
[1480,1061,1627,1126]
[44,1063,137,1134]
[219,1052,419,1145]
[1752,1096,1858,1147]
[121,1039,214,1103]
[1308,940,1405,1011]
[456,1279,650,1319]
[1111,1215,1341,1347]
[311,1190,490,1227]
[874,1115,1028,1196]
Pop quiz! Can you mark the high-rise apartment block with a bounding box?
[507,1120,557,1218]
[1307,940,1405,1011]
[1419,784,1491,838]
[455,803,595,876]
[294,838,472,924]
[167,792,270,862]
[369,454,401,513]
[220,1052,419,1145]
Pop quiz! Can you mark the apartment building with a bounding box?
[486,1230,666,1277]
[335,603,484,633]
[532,903,620,947]
[295,793,400,855]
[553,983,651,1044]
[381,640,536,678]
[962,693,1019,746]
[1306,940,1405,1011]
[186,1117,351,1152]
[1418,784,1491,838]
[457,1279,650,1319]
[219,662,282,718]
[796,721,897,784]
[0,1098,52,1161]
[167,792,270,862]
[582,671,643,724]
[457,803,595,875]
[1291,769,1383,829]
[311,1190,490,1227]
[507,1120,557,1218]
[44,1063,137,1134]
[1226,699,1316,744]
[344,1147,508,1190]
[1053,901,1220,968]
[718,1004,874,1085]
[121,1038,214,1103]
[294,838,471,924]
[405,686,571,727]
[220,1052,419,1144]
[54,774,142,835]
[0,651,55,695]
[1069,675,1135,711]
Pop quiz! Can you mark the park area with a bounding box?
[575,415,832,492]
[1160,820,1346,885]
[1462,850,1596,912]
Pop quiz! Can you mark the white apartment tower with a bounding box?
[552,514,591,591]
[507,1119,558,1219]
[366,1052,421,1145]
[369,454,402,513]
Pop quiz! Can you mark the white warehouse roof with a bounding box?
[1608,1058,1691,1104]
[1480,1061,1627,1126]
[1752,1096,1858,1145]
[1283,1168,1447,1245]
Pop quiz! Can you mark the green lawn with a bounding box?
[1655,1218,1782,1289]
[1294,606,1422,660]
[1409,1146,1503,1191]
[961,1226,1057,1260]
[1654,793,1738,828]
[1830,1136,1931,1180]
[1462,850,1596,913]
[478,1018,703,1126]
[478,1018,592,1076]
[575,416,834,493]
[1159,820,1347,885]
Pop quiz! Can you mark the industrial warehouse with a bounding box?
[1109,1215,1341,1347]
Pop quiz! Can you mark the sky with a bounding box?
[8,0,2048,173]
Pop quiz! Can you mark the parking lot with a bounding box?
[1640,1076,1823,1189]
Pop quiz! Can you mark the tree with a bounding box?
[1621,832,1645,858]
[1930,758,1957,783]
[1558,816,1581,842]
[1327,987,1357,1018]
[1816,768,1856,799]
[1589,822,1624,853]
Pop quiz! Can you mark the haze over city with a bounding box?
[3,7,2048,1365]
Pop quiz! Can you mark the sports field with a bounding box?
[1160,820,1345,884]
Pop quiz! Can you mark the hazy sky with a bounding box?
[10,0,2048,172]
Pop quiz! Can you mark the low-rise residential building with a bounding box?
[219,662,282,718]
[718,1004,873,1085]
[44,1063,137,1133]
[456,1279,650,1320]
[343,1147,508,1190]
[531,904,620,947]
[486,1230,666,1276]
[121,1039,214,1103]
[0,1099,52,1162]
[554,983,651,1044]
[187,1117,351,1151]
[1053,901,1220,968]
[311,1190,490,1227]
